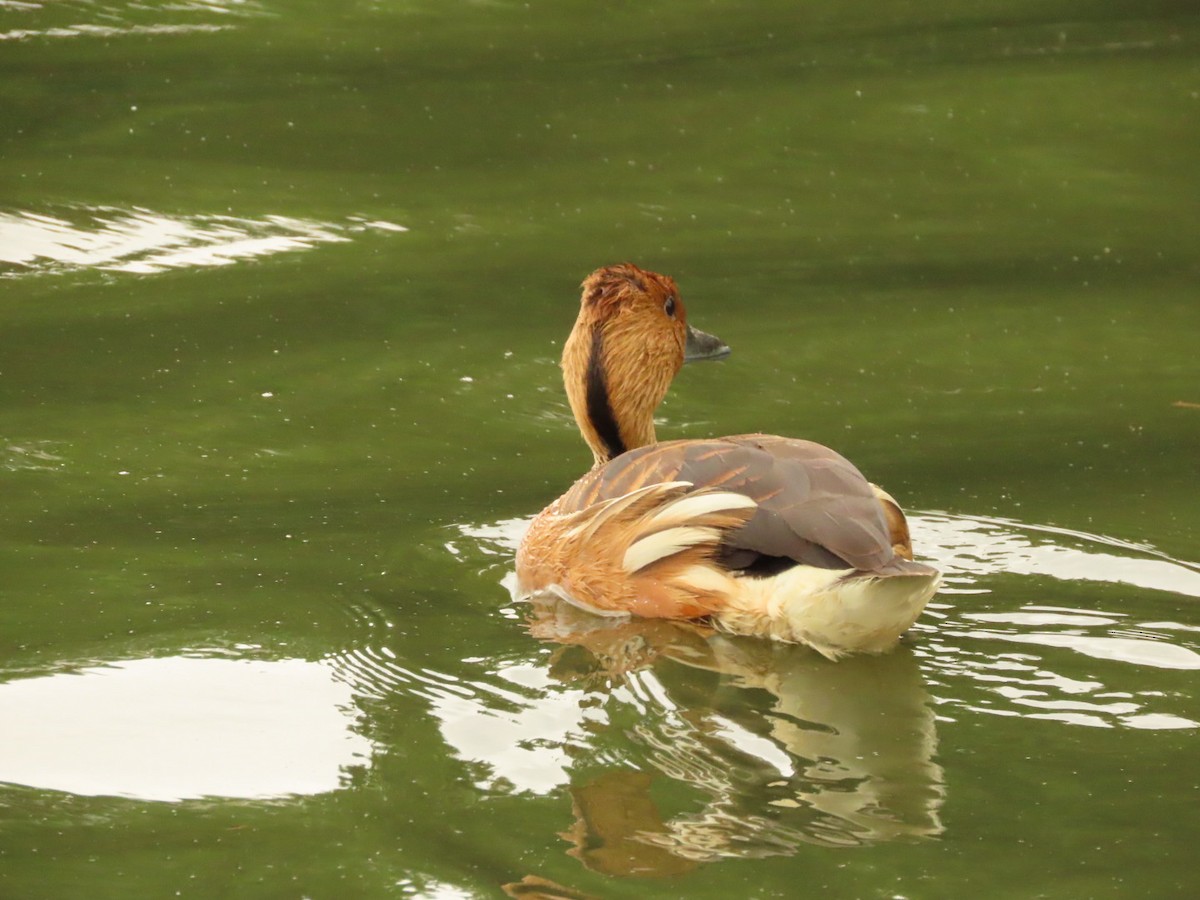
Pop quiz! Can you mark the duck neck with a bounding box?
[563,323,661,467]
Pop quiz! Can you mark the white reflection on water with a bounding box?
[0,656,373,801]
[2,440,65,472]
[0,207,407,276]
[904,512,1200,727]
[0,0,256,41]
[0,22,231,40]
[914,512,1200,599]
[324,644,602,795]
[425,662,601,796]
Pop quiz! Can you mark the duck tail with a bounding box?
[718,561,941,660]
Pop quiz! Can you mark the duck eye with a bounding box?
[664,296,676,318]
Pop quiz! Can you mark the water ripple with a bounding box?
[915,511,1200,598]
[2,439,65,472]
[0,0,259,42]
[0,206,407,277]
[0,22,231,40]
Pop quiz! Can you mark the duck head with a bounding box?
[561,263,729,467]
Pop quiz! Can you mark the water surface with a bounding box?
[2,1,1198,897]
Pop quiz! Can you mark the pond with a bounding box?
[2,1,1198,897]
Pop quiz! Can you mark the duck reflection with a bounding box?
[526,594,944,875]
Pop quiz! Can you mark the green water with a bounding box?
[2,1,1199,897]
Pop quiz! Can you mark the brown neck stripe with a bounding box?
[585,327,626,461]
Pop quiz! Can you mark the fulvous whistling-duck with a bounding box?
[515,263,940,659]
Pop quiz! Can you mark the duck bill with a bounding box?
[684,324,731,363]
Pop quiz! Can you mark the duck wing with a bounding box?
[559,433,919,575]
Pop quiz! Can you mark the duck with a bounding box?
[515,263,940,659]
